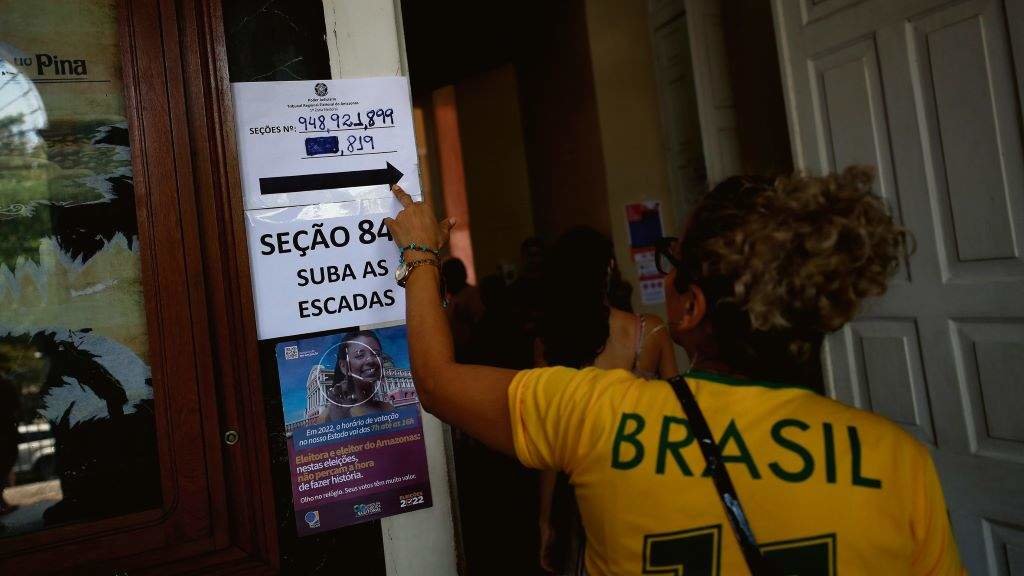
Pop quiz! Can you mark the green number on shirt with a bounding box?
[642,528,835,575]
[643,525,721,576]
[761,534,836,575]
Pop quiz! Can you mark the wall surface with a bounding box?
[517,0,613,241]
[456,65,535,279]
[431,86,477,283]
[585,0,678,317]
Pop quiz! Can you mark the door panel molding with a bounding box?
[806,35,908,281]
[906,0,1024,282]
[800,0,870,25]
[950,319,1024,463]
[841,319,935,444]
[982,518,1024,576]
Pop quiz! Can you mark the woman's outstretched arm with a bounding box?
[386,185,519,456]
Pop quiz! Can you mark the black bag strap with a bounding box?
[668,374,775,575]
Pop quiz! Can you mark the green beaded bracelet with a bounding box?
[399,243,440,262]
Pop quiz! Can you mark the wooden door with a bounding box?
[0,0,276,572]
[772,0,1024,572]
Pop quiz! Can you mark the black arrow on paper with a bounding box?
[259,162,404,196]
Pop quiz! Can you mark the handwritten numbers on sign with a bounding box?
[298,115,329,131]
[346,135,375,153]
[297,108,395,132]
[234,77,420,209]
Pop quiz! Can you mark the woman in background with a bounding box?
[442,257,484,363]
[537,226,677,378]
[536,226,678,573]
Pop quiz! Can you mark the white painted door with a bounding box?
[649,0,711,219]
[772,0,1024,572]
[683,0,742,186]
[649,0,741,199]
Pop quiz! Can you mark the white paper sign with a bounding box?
[246,199,406,340]
[233,77,421,210]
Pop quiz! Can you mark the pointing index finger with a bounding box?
[392,184,414,208]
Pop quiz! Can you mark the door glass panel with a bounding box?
[0,0,161,538]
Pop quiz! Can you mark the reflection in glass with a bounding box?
[0,0,160,538]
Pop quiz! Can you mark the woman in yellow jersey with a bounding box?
[384,168,964,575]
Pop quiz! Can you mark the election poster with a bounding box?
[632,249,666,306]
[624,201,664,249]
[276,325,432,535]
[625,202,667,305]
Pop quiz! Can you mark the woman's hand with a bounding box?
[384,184,455,251]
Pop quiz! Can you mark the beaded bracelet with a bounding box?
[399,243,440,262]
[397,258,439,286]
[394,256,448,308]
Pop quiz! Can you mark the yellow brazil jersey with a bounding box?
[508,367,965,576]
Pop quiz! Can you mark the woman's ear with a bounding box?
[678,284,706,330]
[665,271,707,331]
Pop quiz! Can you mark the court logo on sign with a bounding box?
[354,502,382,517]
[314,82,328,97]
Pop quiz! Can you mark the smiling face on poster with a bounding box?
[232,77,422,210]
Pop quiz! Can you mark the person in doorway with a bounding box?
[536,226,677,573]
[509,236,547,342]
[441,257,484,363]
[469,273,534,369]
[456,271,548,575]
[538,226,676,378]
[383,169,963,575]
[318,331,394,421]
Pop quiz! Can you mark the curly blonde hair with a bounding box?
[679,166,907,384]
